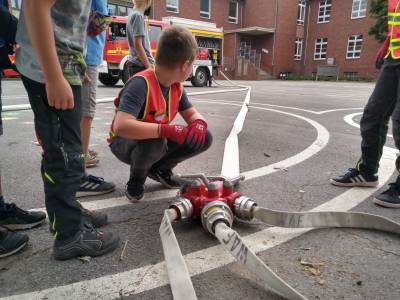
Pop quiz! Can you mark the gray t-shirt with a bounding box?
[127,10,155,67]
[15,0,91,85]
[119,77,192,119]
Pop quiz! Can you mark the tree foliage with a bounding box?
[368,0,388,43]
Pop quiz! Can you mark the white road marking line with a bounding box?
[344,112,394,138]
[6,148,396,300]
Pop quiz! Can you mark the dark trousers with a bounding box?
[110,130,213,179]
[359,59,400,174]
[21,76,83,240]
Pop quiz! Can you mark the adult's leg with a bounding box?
[21,75,83,240]
[359,63,400,175]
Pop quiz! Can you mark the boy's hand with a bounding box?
[159,124,188,144]
[46,76,74,110]
[185,119,207,150]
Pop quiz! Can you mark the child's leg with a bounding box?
[152,130,213,171]
[21,75,83,240]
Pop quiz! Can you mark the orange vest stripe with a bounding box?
[387,0,400,59]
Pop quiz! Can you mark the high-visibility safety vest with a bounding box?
[108,68,183,143]
[387,0,400,59]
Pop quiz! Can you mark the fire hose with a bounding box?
[160,176,400,300]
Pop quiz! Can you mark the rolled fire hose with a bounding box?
[252,206,400,234]
[159,209,197,300]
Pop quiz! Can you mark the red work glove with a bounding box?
[376,36,390,70]
[159,124,188,144]
[185,119,208,150]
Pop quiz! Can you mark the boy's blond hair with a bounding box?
[156,25,198,68]
[133,0,151,10]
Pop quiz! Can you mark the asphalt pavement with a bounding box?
[0,78,399,300]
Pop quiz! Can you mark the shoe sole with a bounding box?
[76,188,115,198]
[85,163,98,168]
[125,190,145,202]
[329,179,378,187]
[54,237,120,261]
[148,173,179,189]
[2,218,46,231]
[0,240,28,258]
[373,198,400,208]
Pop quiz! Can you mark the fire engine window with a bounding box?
[149,25,162,43]
[109,23,127,39]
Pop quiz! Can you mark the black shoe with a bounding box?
[0,229,29,258]
[148,169,181,189]
[82,209,108,228]
[125,177,145,202]
[76,174,115,198]
[0,203,46,230]
[374,179,400,208]
[330,168,378,187]
[53,223,120,261]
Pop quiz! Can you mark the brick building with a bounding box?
[9,0,381,80]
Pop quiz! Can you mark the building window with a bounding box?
[346,35,363,59]
[297,0,306,25]
[166,0,179,13]
[108,4,116,15]
[318,0,332,23]
[294,38,303,60]
[352,0,367,19]
[11,0,22,10]
[229,1,238,24]
[343,72,358,80]
[118,6,127,16]
[314,38,328,60]
[200,0,211,19]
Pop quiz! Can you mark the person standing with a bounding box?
[15,0,119,260]
[331,0,400,208]
[78,0,116,197]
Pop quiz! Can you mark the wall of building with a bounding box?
[304,0,379,79]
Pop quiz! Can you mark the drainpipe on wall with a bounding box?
[271,0,279,73]
[303,0,311,69]
[152,0,155,19]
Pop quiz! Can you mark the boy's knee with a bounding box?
[136,138,168,159]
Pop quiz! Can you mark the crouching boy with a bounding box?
[109,26,212,201]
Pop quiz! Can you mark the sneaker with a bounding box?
[0,203,47,230]
[330,168,378,187]
[85,153,99,168]
[76,174,115,198]
[53,223,119,261]
[0,229,29,258]
[82,208,108,228]
[148,169,182,189]
[374,179,400,208]
[125,177,145,202]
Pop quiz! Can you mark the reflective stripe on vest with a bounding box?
[387,0,400,59]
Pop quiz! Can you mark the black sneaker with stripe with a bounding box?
[76,174,115,198]
[330,168,378,187]
[373,177,400,208]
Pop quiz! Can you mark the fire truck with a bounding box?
[98,16,223,87]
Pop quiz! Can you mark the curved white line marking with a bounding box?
[242,106,329,180]
[344,112,393,138]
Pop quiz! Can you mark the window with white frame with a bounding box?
[352,0,367,19]
[346,35,363,59]
[200,0,211,19]
[297,0,306,25]
[318,0,332,23]
[166,0,179,13]
[229,1,238,23]
[314,38,328,60]
[294,38,303,60]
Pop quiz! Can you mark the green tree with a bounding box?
[368,0,388,43]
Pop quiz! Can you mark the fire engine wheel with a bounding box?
[191,67,209,87]
[122,63,130,84]
[98,73,119,86]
